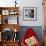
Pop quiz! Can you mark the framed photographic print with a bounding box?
[2,10,9,15]
[23,7,37,21]
[8,16,17,24]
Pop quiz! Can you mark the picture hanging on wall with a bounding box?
[23,7,37,21]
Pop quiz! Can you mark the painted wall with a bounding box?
[0,0,44,26]
[18,0,44,26]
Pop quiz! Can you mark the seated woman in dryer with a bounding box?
[21,28,41,46]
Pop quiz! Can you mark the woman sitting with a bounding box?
[21,28,41,46]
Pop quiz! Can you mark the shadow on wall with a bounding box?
[18,26,44,44]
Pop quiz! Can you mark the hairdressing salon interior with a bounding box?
[0,0,46,46]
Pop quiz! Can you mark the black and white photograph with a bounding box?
[23,7,37,21]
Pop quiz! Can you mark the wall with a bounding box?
[0,0,44,26]
[19,0,44,26]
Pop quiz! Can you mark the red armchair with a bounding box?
[21,28,41,46]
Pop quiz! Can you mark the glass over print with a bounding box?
[23,7,37,21]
